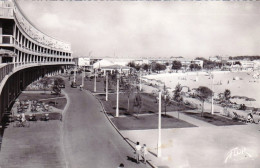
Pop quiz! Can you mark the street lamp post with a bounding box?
[211,73,214,115]
[94,69,97,92]
[157,91,162,157]
[73,67,76,83]
[116,73,120,117]
[106,72,108,101]
[139,70,142,91]
[82,64,85,87]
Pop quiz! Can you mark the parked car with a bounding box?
[71,82,77,88]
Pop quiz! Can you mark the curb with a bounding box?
[60,89,70,168]
[84,89,158,168]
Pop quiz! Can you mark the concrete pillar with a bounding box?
[158,91,162,158]
[26,54,29,63]
[116,77,119,117]
[13,25,16,44]
[0,21,2,44]
[17,30,20,44]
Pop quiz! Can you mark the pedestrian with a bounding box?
[141,144,148,164]
[135,142,141,163]
[118,163,124,168]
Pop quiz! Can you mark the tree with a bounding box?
[173,83,183,104]
[133,91,142,117]
[219,89,231,115]
[224,89,231,103]
[190,64,201,71]
[127,61,136,68]
[142,63,150,72]
[172,61,182,71]
[162,84,171,115]
[124,83,134,112]
[234,61,241,66]
[195,86,213,116]
[41,77,49,94]
[127,61,141,71]
[155,63,166,72]
[52,79,61,102]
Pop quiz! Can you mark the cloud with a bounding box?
[37,13,86,31]
[37,13,63,29]
[16,1,260,58]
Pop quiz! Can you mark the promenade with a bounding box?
[62,80,146,168]
[0,78,146,168]
[0,74,259,168]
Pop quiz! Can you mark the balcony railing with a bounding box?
[0,7,13,18]
[0,63,14,83]
[0,35,14,45]
[0,61,74,84]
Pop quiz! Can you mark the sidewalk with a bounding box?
[0,120,65,168]
[121,123,260,168]
[167,111,215,127]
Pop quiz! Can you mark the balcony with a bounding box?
[0,7,13,18]
[0,35,14,46]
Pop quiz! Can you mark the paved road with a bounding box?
[62,80,146,168]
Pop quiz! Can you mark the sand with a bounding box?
[143,70,260,108]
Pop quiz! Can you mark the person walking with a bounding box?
[141,144,148,164]
[135,142,141,163]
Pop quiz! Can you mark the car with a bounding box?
[71,82,77,88]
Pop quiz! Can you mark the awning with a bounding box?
[0,49,17,57]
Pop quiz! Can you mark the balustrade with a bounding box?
[0,35,14,45]
[0,63,14,83]
[0,7,13,18]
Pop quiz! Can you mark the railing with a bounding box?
[0,63,14,83]
[0,61,74,83]
[0,7,13,18]
[0,35,14,44]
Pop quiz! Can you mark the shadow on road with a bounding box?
[127,156,138,163]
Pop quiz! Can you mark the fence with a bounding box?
[0,63,14,83]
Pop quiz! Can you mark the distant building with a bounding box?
[178,59,204,70]
[209,56,229,62]
[226,60,256,71]
[78,57,90,66]
[240,61,254,71]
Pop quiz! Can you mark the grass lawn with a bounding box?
[73,75,118,93]
[97,92,194,116]
[41,98,67,110]
[111,114,196,130]
[25,76,66,91]
[13,112,62,121]
[18,93,66,110]
[184,112,246,126]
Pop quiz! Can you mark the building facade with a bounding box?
[0,0,73,66]
[0,0,74,124]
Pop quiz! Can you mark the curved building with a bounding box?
[0,0,74,124]
[0,0,73,65]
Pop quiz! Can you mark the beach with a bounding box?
[143,70,260,108]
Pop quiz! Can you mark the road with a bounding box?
[62,80,146,168]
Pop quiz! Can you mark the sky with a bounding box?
[16,1,260,59]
